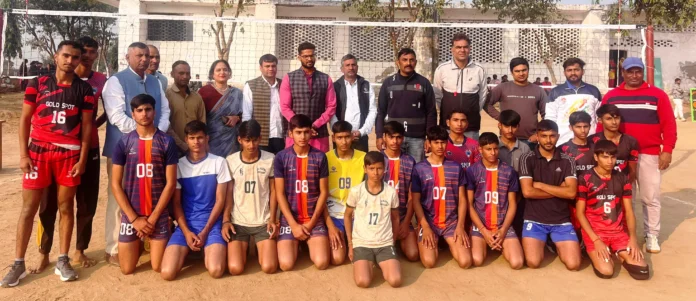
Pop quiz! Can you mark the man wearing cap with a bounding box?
[599,57,677,254]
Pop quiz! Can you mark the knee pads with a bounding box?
[623,262,650,280]
[592,266,613,279]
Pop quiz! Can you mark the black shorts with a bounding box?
[352,246,397,263]
[230,224,272,243]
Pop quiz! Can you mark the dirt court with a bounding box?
[0,91,694,301]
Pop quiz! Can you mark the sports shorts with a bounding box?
[417,220,456,243]
[352,246,397,263]
[471,225,517,239]
[168,219,225,248]
[581,230,630,253]
[522,220,578,243]
[278,216,327,241]
[23,141,81,189]
[331,216,345,233]
[229,224,272,243]
[119,213,170,243]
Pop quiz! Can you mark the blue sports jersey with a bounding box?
[177,154,232,221]
[273,146,328,223]
[412,159,466,229]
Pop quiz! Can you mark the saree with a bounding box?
[207,85,243,157]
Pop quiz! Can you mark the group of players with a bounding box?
[1,37,653,289]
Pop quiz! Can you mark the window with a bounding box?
[438,20,504,63]
[147,15,193,42]
[276,17,335,60]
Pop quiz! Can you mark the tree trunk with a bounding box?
[414,27,435,80]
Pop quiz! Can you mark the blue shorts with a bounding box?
[167,219,226,248]
[522,220,578,243]
[278,216,327,241]
[331,217,345,233]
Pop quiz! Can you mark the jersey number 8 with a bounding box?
[295,180,309,193]
[136,163,154,178]
[119,223,134,236]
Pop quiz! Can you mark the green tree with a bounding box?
[599,0,696,29]
[343,0,448,78]
[472,0,567,84]
[1,0,23,60]
[22,0,117,67]
[207,0,254,61]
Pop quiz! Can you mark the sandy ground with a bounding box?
[0,92,694,301]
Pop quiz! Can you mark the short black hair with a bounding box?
[238,119,261,138]
[447,109,468,120]
[492,74,498,79]
[259,54,278,65]
[184,120,207,136]
[596,104,621,118]
[171,60,189,70]
[208,59,231,81]
[331,120,353,134]
[128,42,148,50]
[537,119,559,133]
[675,78,681,83]
[298,42,316,54]
[130,94,156,111]
[594,139,618,156]
[57,40,85,55]
[569,111,592,126]
[478,132,499,147]
[509,57,529,71]
[364,151,385,166]
[289,114,313,131]
[451,33,471,46]
[383,121,405,136]
[499,110,521,126]
[426,126,448,141]
[77,36,98,49]
[397,48,416,59]
[563,57,585,70]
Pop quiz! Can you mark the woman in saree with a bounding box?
[199,59,244,156]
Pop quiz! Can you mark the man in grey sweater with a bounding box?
[670,78,686,122]
[486,57,548,148]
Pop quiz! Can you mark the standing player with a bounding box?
[467,133,523,269]
[111,94,178,275]
[381,121,419,261]
[34,36,107,273]
[561,111,595,176]
[589,104,639,183]
[325,121,366,266]
[160,121,230,280]
[345,151,402,288]
[445,110,480,169]
[412,126,472,269]
[519,120,581,270]
[224,120,279,275]
[576,140,649,280]
[1,41,94,287]
[275,114,330,271]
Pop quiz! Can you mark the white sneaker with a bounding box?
[645,235,661,253]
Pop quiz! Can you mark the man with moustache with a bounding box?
[146,45,168,89]
[102,42,171,266]
[376,48,437,161]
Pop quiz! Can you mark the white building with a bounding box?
[99,0,694,91]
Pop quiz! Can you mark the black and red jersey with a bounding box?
[560,140,594,176]
[577,169,632,236]
[589,131,639,175]
[24,75,95,146]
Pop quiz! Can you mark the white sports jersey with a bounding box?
[176,154,231,221]
[226,150,275,227]
[346,181,399,248]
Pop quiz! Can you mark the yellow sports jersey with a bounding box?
[226,150,275,227]
[346,181,399,248]
[326,149,366,219]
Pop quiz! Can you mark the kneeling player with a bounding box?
[160,121,230,280]
[112,94,178,275]
[382,121,419,261]
[412,126,472,269]
[467,133,524,269]
[576,140,649,280]
[345,151,401,288]
[224,120,278,275]
[275,114,330,271]
[325,121,366,266]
